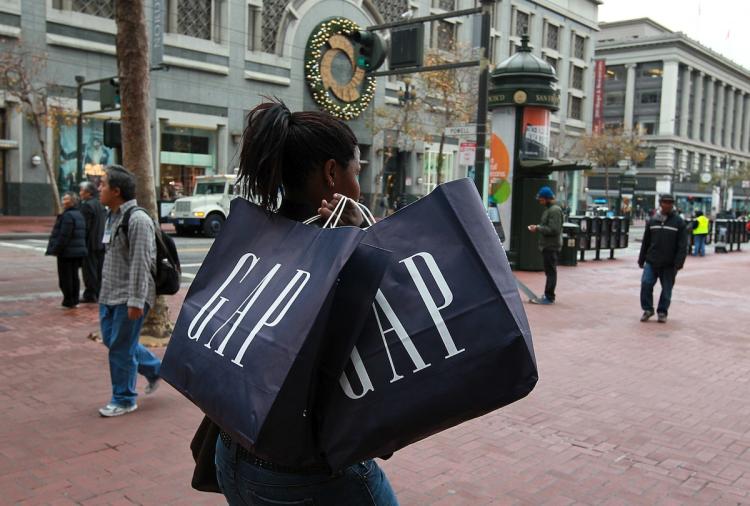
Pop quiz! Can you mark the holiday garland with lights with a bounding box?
[305,17,376,120]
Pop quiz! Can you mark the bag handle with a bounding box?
[302,196,347,226]
[302,197,376,228]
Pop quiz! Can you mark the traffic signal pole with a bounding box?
[74,66,166,184]
[473,0,493,198]
[75,74,118,184]
[363,2,495,200]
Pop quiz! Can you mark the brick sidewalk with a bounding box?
[0,244,748,505]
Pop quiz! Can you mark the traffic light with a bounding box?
[100,78,120,111]
[352,30,386,72]
[103,120,121,148]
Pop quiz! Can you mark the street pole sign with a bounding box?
[445,124,477,137]
[459,141,476,166]
[742,180,750,189]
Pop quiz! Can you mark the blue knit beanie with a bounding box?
[536,186,555,199]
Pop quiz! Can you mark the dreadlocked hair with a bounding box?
[237,99,358,211]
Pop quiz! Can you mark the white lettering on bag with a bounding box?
[188,253,259,341]
[373,289,431,383]
[210,264,282,356]
[339,346,375,399]
[186,252,311,368]
[230,269,310,367]
[399,252,464,359]
[338,251,463,399]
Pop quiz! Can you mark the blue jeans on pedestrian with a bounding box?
[640,263,676,316]
[214,436,399,506]
[99,303,161,407]
[693,234,706,256]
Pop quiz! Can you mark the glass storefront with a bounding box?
[423,149,455,193]
[159,125,217,199]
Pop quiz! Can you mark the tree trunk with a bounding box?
[115,0,172,341]
[32,114,62,214]
[436,131,446,186]
[604,166,610,205]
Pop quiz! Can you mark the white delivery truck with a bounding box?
[168,175,237,237]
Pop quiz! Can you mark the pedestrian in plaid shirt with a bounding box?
[98,165,161,417]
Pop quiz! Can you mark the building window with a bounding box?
[513,9,530,36]
[545,55,558,75]
[247,2,262,51]
[51,0,115,18]
[168,0,224,43]
[637,121,656,135]
[489,35,499,63]
[640,92,659,104]
[605,92,624,106]
[569,96,582,120]
[637,146,657,168]
[490,2,501,30]
[573,34,585,59]
[639,62,663,78]
[432,20,456,51]
[570,65,583,90]
[433,0,456,10]
[605,65,626,81]
[604,121,623,132]
[545,22,559,51]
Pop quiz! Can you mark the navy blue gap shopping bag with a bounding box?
[317,178,538,470]
[161,198,388,467]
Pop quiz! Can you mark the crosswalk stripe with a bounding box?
[0,241,46,253]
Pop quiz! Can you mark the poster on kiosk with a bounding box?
[489,107,515,250]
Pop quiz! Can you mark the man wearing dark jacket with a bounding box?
[46,191,88,308]
[528,186,563,305]
[79,181,106,302]
[638,194,687,323]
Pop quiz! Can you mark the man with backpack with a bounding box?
[97,165,162,417]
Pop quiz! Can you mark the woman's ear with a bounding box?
[324,158,336,189]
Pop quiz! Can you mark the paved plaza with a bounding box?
[0,225,748,505]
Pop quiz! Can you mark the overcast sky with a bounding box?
[598,0,750,70]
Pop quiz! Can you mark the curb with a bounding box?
[0,233,49,240]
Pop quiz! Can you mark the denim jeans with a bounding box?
[214,436,399,506]
[542,249,558,301]
[99,303,161,407]
[640,263,676,316]
[693,234,706,256]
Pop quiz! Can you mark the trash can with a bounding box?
[560,222,579,266]
[600,217,612,250]
[610,217,622,250]
[620,217,630,248]
[714,219,729,253]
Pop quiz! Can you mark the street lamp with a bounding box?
[718,155,734,214]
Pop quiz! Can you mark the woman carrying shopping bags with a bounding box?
[192,100,399,506]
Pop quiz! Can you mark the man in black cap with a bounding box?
[638,193,687,323]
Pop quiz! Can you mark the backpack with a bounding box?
[120,206,182,295]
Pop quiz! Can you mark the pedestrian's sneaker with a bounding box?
[640,310,654,322]
[657,313,668,323]
[530,296,554,305]
[145,377,161,395]
[98,403,138,417]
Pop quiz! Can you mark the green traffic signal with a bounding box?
[352,30,386,72]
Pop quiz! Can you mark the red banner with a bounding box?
[592,59,606,134]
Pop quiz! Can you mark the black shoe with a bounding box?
[81,297,98,304]
[657,313,667,323]
[640,310,654,322]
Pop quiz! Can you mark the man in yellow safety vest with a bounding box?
[692,211,709,257]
